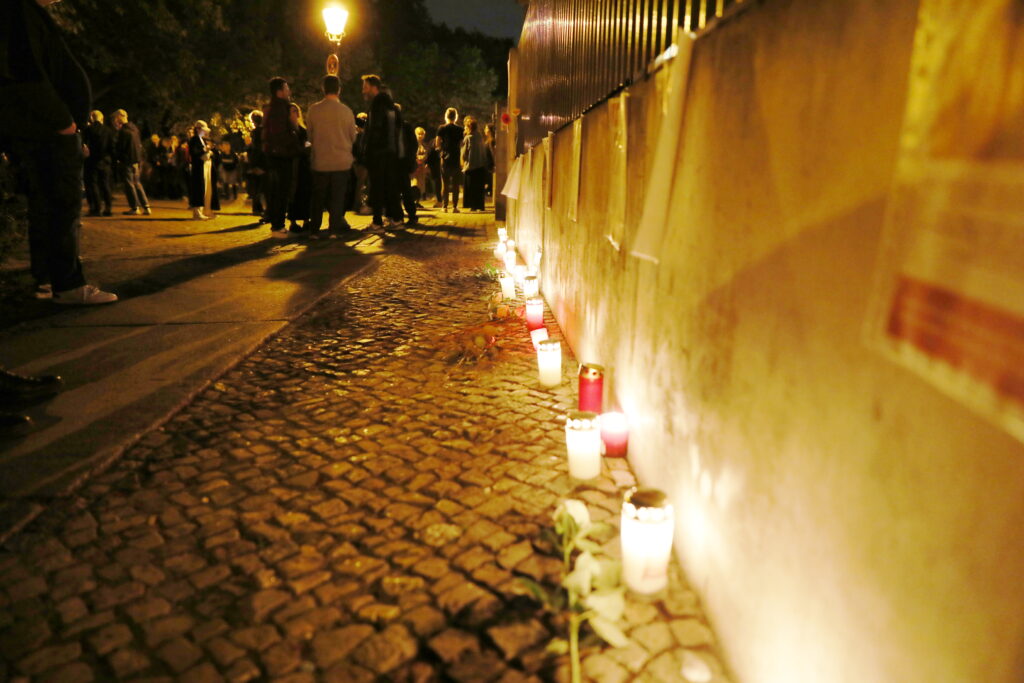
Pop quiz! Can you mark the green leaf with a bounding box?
[583,589,625,623]
[517,577,553,606]
[546,638,570,655]
[589,616,631,648]
[592,559,622,592]
[575,538,603,555]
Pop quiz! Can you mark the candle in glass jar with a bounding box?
[499,273,516,300]
[495,240,507,258]
[513,264,528,286]
[621,487,674,594]
[497,226,508,241]
[525,297,544,331]
[522,275,539,298]
[503,248,516,271]
[537,339,561,387]
[578,363,604,413]
[565,411,601,479]
[600,411,629,457]
[530,327,549,349]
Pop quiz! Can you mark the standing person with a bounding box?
[218,140,240,201]
[82,109,114,216]
[351,112,371,215]
[111,109,151,215]
[436,107,464,213]
[483,123,496,198]
[287,103,311,233]
[172,134,190,202]
[426,134,442,207]
[461,116,488,212]
[305,74,358,239]
[361,74,404,231]
[0,0,117,304]
[394,105,419,227]
[262,77,301,238]
[413,127,429,208]
[246,109,267,219]
[187,120,219,220]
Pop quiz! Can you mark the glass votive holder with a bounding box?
[503,249,517,271]
[495,240,507,257]
[578,363,604,413]
[600,411,629,457]
[621,487,674,594]
[565,410,601,479]
[497,226,508,241]
[530,327,549,350]
[537,338,561,387]
[522,275,539,299]
[525,297,544,331]
[499,272,516,300]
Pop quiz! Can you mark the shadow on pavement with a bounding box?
[158,221,266,238]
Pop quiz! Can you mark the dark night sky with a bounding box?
[424,0,526,40]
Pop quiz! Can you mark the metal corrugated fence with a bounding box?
[515,0,750,148]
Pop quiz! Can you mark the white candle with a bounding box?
[513,264,528,286]
[525,297,545,331]
[565,411,601,479]
[497,227,508,241]
[522,275,539,298]
[499,273,516,300]
[621,487,674,594]
[495,240,507,257]
[503,249,516,271]
[537,339,561,387]
[530,327,549,349]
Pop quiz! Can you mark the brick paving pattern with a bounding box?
[0,210,731,682]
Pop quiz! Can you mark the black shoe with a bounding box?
[0,368,64,404]
[102,208,113,216]
[87,209,101,217]
[0,413,33,439]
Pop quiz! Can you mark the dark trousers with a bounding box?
[400,172,417,224]
[308,170,351,234]
[463,167,488,211]
[122,162,150,210]
[441,164,461,208]
[265,156,295,230]
[367,157,403,224]
[84,160,112,213]
[11,135,87,292]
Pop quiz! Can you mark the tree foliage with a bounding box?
[51,0,513,136]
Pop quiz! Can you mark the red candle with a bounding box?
[601,411,629,457]
[578,363,604,413]
[525,297,545,331]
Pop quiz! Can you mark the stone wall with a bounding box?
[507,0,1024,680]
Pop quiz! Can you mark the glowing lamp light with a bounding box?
[565,411,601,479]
[499,272,516,300]
[600,411,629,457]
[578,363,604,413]
[522,275,539,299]
[497,226,508,241]
[537,338,561,387]
[525,297,544,331]
[621,487,674,594]
[530,327,549,349]
[322,5,349,44]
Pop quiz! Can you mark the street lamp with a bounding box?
[322,4,349,76]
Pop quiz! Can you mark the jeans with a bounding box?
[266,156,295,230]
[10,134,87,292]
[122,162,149,210]
[308,170,351,234]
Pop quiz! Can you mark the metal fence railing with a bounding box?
[514,0,751,148]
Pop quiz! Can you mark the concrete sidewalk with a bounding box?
[0,198,442,540]
[0,208,731,682]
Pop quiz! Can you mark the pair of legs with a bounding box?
[307,169,352,236]
[367,157,404,227]
[84,160,112,215]
[122,162,150,213]
[440,164,462,211]
[265,156,296,232]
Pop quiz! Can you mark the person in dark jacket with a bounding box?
[460,116,488,212]
[436,107,464,213]
[187,120,220,220]
[262,77,300,237]
[361,74,404,231]
[82,109,114,216]
[287,103,312,232]
[0,0,117,306]
[394,104,419,226]
[246,109,267,219]
[111,108,151,215]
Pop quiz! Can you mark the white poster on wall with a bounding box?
[568,117,583,222]
[631,30,695,264]
[867,0,1024,442]
[606,93,629,251]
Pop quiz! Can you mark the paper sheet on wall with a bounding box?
[867,0,1024,442]
[568,117,583,222]
[501,154,523,200]
[606,93,629,251]
[630,30,695,264]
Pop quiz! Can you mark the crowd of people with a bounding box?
[75,76,497,237]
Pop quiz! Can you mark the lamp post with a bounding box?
[322,5,349,76]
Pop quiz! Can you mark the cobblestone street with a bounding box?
[0,212,729,682]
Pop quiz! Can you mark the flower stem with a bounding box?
[569,613,582,683]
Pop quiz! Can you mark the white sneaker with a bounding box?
[192,208,207,220]
[52,284,118,305]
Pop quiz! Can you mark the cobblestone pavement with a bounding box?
[0,211,731,682]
